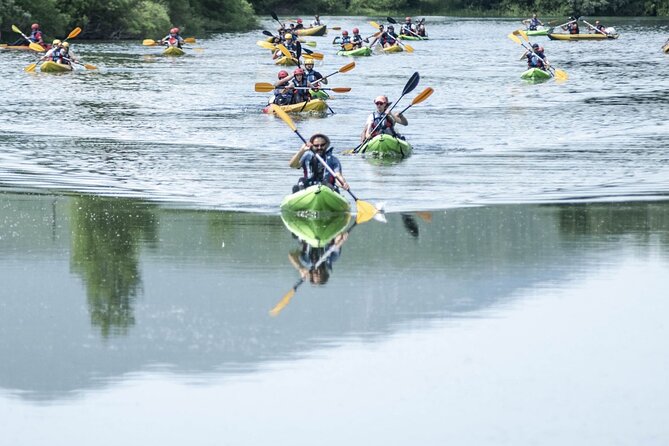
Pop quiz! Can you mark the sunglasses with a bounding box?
[375,101,387,106]
[312,143,327,148]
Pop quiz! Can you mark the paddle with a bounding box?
[302,47,324,60]
[63,56,97,70]
[271,221,355,316]
[387,16,423,39]
[369,21,413,52]
[346,71,420,154]
[270,104,380,224]
[581,19,609,36]
[315,61,355,83]
[262,30,316,46]
[331,26,341,31]
[255,83,350,93]
[270,11,285,29]
[143,37,196,46]
[11,25,35,46]
[510,30,568,81]
[24,27,82,72]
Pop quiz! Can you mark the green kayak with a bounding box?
[309,89,330,100]
[520,67,551,81]
[280,184,350,213]
[526,28,549,36]
[336,46,373,57]
[398,34,428,40]
[359,134,413,159]
[281,212,351,247]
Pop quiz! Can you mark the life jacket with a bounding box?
[568,23,579,34]
[304,69,321,84]
[529,18,541,30]
[401,24,414,35]
[51,48,63,62]
[29,30,43,43]
[341,36,351,44]
[273,86,293,105]
[370,111,396,137]
[417,25,426,37]
[380,34,396,46]
[302,148,338,186]
[352,34,363,44]
[291,77,309,103]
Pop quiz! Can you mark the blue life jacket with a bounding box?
[29,30,43,43]
[51,48,63,62]
[529,18,541,30]
[291,77,309,103]
[304,69,322,84]
[301,147,341,187]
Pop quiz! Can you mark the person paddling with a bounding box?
[416,19,427,37]
[38,40,64,64]
[523,13,544,31]
[361,95,408,142]
[289,133,350,194]
[13,23,45,46]
[272,70,295,105]
[525,43,548,70]
[400,17,416,36]
[588,20,607,34]
[369,24,396,48]
[312,15,321,27]
[161,27,184,48]
[303,59,326,86]
[59,42,77,66]
[562,17,579,34]
[351,28,365,47]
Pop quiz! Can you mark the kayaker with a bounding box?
[312,15,321,27]
[386,25,399,40]
[38,39,64,64]
[12,23,45,46]
[161,27,184,48]
[59,42,77,66]
[400,17,416,36]
[272,70,294,105]
[333,30,351,47]
[294,19,305,30]
[289,68,312,103]
[523,13,544,31]
[369,25,396,48]
[361,95,408,141]
[589,20,607,34]
[351,28,366,47]
[526,44,547,70]
[303,59,327,86]
[416,19,427,37]
[289,133,350,193]
[283,33,301,59]
[562,18,579,34]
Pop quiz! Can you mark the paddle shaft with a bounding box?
[581,19,608,35]
[519,42,555,77]
[354,100,406,153]
[387,16,422,38]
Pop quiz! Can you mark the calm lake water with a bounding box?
[1,15,669,445]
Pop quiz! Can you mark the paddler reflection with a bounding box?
[270,212,352,316]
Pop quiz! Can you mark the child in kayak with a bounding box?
[289,133,349,193]
[361,95,408,141]
[351,28,365,48]
[272,70,295,105]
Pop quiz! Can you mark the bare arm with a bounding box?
[289,143,309,168]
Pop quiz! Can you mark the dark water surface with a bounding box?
[1,15,669,445]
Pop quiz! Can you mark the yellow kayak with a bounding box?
[163,46,185,56]
[547,33,619,40]
[296,25,327,36]
[274,55,299,66]
[381,44,403,53]
[40,61,73,73]
[264,99,328,114]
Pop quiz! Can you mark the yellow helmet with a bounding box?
[62,42,69,48]
[52,39,62,45]
[285,33,293,40]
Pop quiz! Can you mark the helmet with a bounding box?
[285,33,293,40]
[278,70,289,79]
[31,23,39,30]
[170,27,179,34]
[303,58,314,66]
[388,25,394,30]
[595,20,600,24]
[62,42,69,48]
[532,43,539,48]
[342,30,349,36]
[52,39,61,45]
[297,18,303,23]
[406,16,412,21]
[294,68,304,75]
[353,27,359,33]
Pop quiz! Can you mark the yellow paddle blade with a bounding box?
[83,63,97,70]
[257,40,275,49]
[554,69,568,80]
[369,21,381,29]
[29,42,45,52]
[331,26,341,30]
[143,39,157,46]
[277,43,292,59]
[12,24,22,34]
[514,29,530,42]
[269,289,296,316]
[184,37,196,43]
[255,82,275,92]
[412,87,434,105]
[343,43,353,51]
[24,63,37,72]
[66,27,82,40]
[403,43,414,52]
[508,33,521,44]
[415,211,432,222]
[270,104,297,131]
[339,61,355,73]
[330,87,351,93]
[355,200,378,224]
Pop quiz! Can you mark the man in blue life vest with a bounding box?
[400,17,416,36]
[289,133,350,193]
[361,95,408,141]
[524,13,544,31]
[526,43,547,69]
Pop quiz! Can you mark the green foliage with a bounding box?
[120,1,171,38]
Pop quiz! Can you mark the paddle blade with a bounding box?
[84,63,98,70]
[66,27,82,40]
[331,26,341,30]
[307,52,324,60]
[369,21,381,29]
[143,39,157,46]
[29,42,45,52]
[269,288,296,316]
[257,40,275,49]
[271,11,279,22]
[262,30,274,37]
[24,63,37,72]
[403,43,414,53]
[339,61,355,73]
[12,24,22,34]
[331,87,351,93]
[184,37,196,43]
[554,69,569,80]
[270,104,297,131]
[508,33,521,44]
[516,29,530,42]
[387,16,397,24]
[402,71,420,96]
[355,200,379,224]
[412,87,434,105]
[255,82,275,92]
[343,43,353,51]
[277,43,292,59]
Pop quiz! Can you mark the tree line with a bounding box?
[1,0,666,40]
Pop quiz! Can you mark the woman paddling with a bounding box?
[361,95,408,142]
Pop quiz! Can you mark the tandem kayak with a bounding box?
[281,212,351,247]
[358,134,413,159]
[274,55,300,66]
[280,184,350,214]
[40,61,73,73]
[336,46,372,57]
[520,67,551,81]
[296,25,327,36]
[163,46,185,56]
[381,44,403,53]
[263,99,328,114]
[547,33,619,40]
[398,34,427,40]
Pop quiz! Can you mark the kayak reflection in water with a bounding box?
[289,133,350,193]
